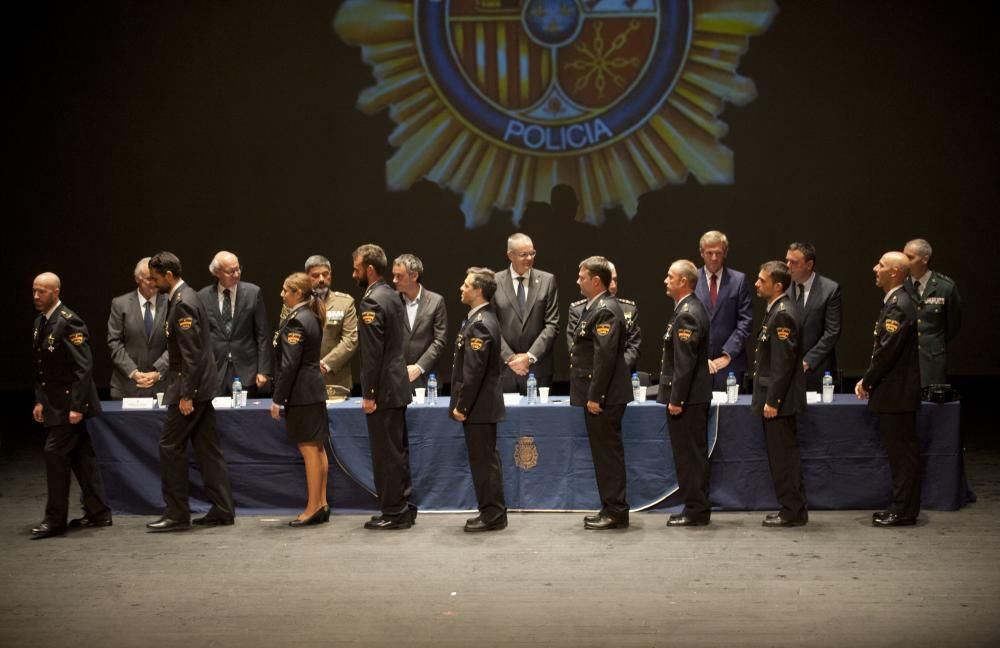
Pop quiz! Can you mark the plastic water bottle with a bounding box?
[822,371,834,403]
[631,372,643,402]
[231,376,243,408]
[526,372,538,404]
[426,373,438,404]
[726,372,738,404]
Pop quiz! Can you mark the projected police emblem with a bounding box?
[334,0,776,226]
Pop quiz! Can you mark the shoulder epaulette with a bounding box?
[618,298,636,306]
[60,309,72,319]
[570,298,586,307]
[933,273,954,285]
[778,301,786,311]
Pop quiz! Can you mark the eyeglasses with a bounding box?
[220,266,243,276]
[513,251,537,259]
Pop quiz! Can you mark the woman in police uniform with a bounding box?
[270,272,330,527]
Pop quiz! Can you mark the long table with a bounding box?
[87,395,971,515]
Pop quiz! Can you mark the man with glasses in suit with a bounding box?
[107,257,170,399]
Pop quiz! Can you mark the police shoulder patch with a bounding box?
[775,327,791,341]
[177,316,194,330]
[884,318,899,333]
[677,328,693,342]
[469,337,484,351]
[361,311,376,325]
[68,332,85,346]
[286,331,303,345]
[595,322,612,337]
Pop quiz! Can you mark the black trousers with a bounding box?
[43,421,109,527]
[584,403,628,518]
[880,412,922,518]
[160,402,234,521]
[668,402,711,521]
[763,415,808,521]
[366,406,415,518]
[463,422,506,521]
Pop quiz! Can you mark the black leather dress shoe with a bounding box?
[872,512,917,527]
[31,522,66,539]
[584,515,628,530]
[364,515,412,530]
[192,515,234,527]
[762,515,807,528]
[69,515,113,529]
[765,511,782,521]
[146,517,192,532]
[289,507,326,528]
[872,510,889,523]
[464,515,508,532]
[666,515,709,527]
[584,514,602,524]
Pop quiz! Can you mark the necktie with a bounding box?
[796,283,805,308]
[913,280,921,298]
[35,315,47,348]
[143,301,153,338]
[709,273,718,307]
[222,288,233,335]
[516,276,527,314]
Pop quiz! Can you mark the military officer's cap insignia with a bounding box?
[177,316,194,330]
[469,337,484,351]
[677,328,692,342]
[885,319,900,333]
[595,322,611,336]
[334,0,777,227]
[68,332,85,346]
[361,311,376,325]
[286,331,303,345]
[514,436,539,471]
[775,327,791,341]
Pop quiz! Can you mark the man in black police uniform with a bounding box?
[352,244,415,530]
[30,272,110,539]
[658,260,714,527]
[567,261,641,373]
[146,252,235,532]
[570,256,632,530]
[450,267,507,532]
[856,251,922,527]
[751,261,808,527]
[902,238,962,388]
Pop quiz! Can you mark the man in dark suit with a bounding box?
[147,251,235,532]
[856,251,922,527]
[392,253,448,390]
[198,250,272,396]
[450,267,507,532]
[693,231,753,391]
[751,261,808,527]
[567,261,641,373]
[658,260,714,527]
[30,272,110,539]
[903,238,962,388]
[785,242,842,391]
[107,256,169,398]
[352,244,415,530]
[570,256,632,530]
[492,233,560,393]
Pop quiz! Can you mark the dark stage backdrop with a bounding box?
[6,1,998,394]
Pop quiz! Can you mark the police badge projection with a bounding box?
[335,0,776,226]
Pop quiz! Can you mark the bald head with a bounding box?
[209,251,242,289]
[873,251,910,293]
[32,272,61,312]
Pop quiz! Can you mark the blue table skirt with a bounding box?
[87,395,971,515]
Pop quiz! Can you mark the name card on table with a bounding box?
[711,391,729,404]
[121,398,156,409]
[212,397,233,409]
[806,392,822,404]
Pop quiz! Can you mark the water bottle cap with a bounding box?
[528,372,535,378]
[824,371,831,376]
[429,373,436,379]
[728,371,735,377]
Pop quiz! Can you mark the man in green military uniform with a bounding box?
[902,239,961,387]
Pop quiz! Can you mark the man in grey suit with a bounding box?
[785,242,842,391]
[492,233,560,392]
[392,253,448,390]
[197,251,273,397]
[107,257,169,399]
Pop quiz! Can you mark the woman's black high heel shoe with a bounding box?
[289,507,326,527]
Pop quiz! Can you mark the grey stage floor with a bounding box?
[1,446,998,648]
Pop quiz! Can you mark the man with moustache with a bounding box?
[856,251,922,527]
[352,244,415,530]
[785,242,842,391]
[107,257,170,399]
[493,233,560,393]
[568,261,641,373]
[751,261,808,527]
[146,251,235,532]
[392,253,448,390]
[658,260,714,527]
[450,267,507,532]
[570,256,632,530]
[30,272,110,539]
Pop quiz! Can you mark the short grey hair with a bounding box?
[304,255,331,272]
[671,260,699,288]
[134,256,152,279]
[905,238,933,260]
[208,250,238,274]
[393,253,424,280]
[507,232,533,252]
[698,230,729,252]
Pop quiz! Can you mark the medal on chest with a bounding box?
[47,334,56,352]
